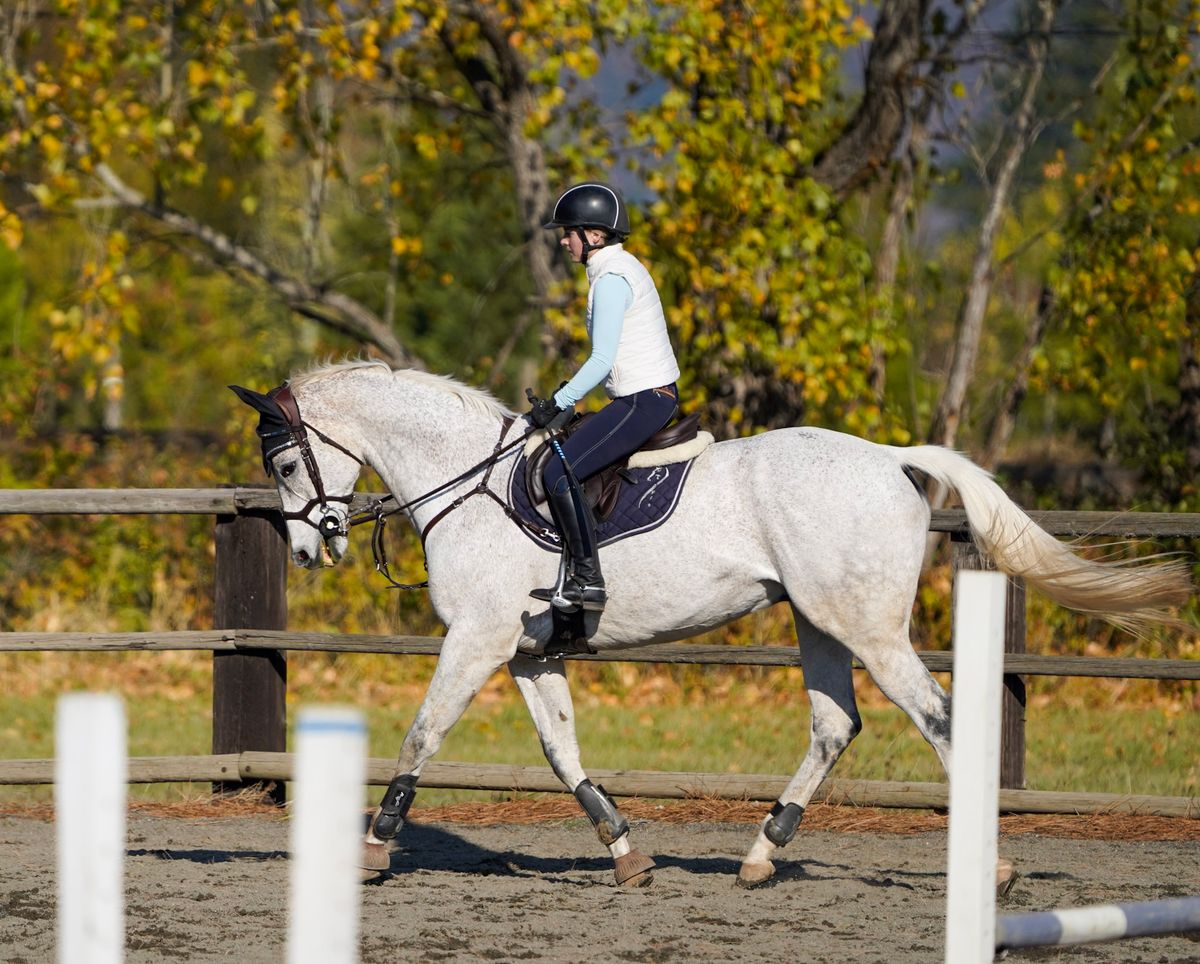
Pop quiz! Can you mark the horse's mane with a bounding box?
[289,359,514,419]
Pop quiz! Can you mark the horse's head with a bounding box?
[229,382,364,569]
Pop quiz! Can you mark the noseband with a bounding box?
[261,383,364,542]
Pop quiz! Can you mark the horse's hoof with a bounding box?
[614,849,655,887]
[736,860,775,888]
[996,857,1020,899]
[361,841,391,873]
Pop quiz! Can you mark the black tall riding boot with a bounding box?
[538,482,606,612]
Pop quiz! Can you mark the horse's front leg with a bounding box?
[362,625,515,870]
[508,654,655,887]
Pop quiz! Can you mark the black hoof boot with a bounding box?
[371,774,416,840]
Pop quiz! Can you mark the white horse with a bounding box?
[232,359,1190,888]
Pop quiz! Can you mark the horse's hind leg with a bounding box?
[854,638,952,774]
[508,654,655,887]
[855,633,1025,896]
[738,608,863,888]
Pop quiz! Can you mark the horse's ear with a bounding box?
[229,384,294,476]
[229,384,283,420]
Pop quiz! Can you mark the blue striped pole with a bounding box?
[997,896,1200,949]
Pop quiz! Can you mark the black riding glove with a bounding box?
[525,388,573,431]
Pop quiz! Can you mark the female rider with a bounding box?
[527,181,681,613]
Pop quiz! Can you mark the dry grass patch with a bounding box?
[4,791,1196,841]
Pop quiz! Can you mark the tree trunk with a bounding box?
[452,2,568,315]
[101,340,123,434]
[981,287,1052,470]
[927,0,1056,457]
[836,0,991,397]
[871,131,924,401]
[811,0,929,198]
[505,89,564,309]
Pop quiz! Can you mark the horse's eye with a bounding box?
[280,462,296,479]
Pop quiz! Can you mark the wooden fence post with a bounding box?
[212,501,288,803]
[951,532,1027,790]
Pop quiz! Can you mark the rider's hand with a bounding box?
[525,388,573,430]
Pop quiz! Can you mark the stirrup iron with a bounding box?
[552,577,606,612]
[530,554,571,605]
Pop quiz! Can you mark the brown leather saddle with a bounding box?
[524,411,702,521]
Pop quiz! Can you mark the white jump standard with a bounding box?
[55,693,127,964]
[288,707,368,964]
[944,570,1007,963]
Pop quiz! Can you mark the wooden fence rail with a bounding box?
[1,754,1195,818]
[3,629,1200,680]
[2,487,1198,813]
[5,486,1200,537]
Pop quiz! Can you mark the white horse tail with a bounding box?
[889,444,1193,631]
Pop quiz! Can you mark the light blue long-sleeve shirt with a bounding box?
[553,273,633,409]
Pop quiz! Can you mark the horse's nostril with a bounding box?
[297,550,310,564]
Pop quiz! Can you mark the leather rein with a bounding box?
[271,384,551,590]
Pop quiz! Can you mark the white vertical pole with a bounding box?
[288,707,367,964]
[945,569,1007,964]
[56,693,127,964]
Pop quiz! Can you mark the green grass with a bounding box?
[395,693,1199,800]
[2,655,1196,807]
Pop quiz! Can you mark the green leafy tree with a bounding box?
[621,0,901,439]
[1040,0,1200,499]
[0,2,590,384]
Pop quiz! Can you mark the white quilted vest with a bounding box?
[585,245,680,398]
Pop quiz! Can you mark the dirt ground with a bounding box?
[1,804,1198,963]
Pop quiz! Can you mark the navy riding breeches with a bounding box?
[543,385,678,496]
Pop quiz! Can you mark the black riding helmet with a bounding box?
[544,182,630,263]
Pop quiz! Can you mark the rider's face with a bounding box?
[560,227,606,263]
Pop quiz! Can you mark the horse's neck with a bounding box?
[356,378,509,513]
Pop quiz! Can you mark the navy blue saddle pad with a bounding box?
[507,454,696,553]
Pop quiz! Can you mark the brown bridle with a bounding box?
[262,382,365,542]
[254,382,549,590]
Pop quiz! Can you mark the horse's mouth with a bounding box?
[295,542,339,568]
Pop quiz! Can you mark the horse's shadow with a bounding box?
[127,826,945,893]
[372,823,741,883]
[370,825,932,892]
[127,847,288,864]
